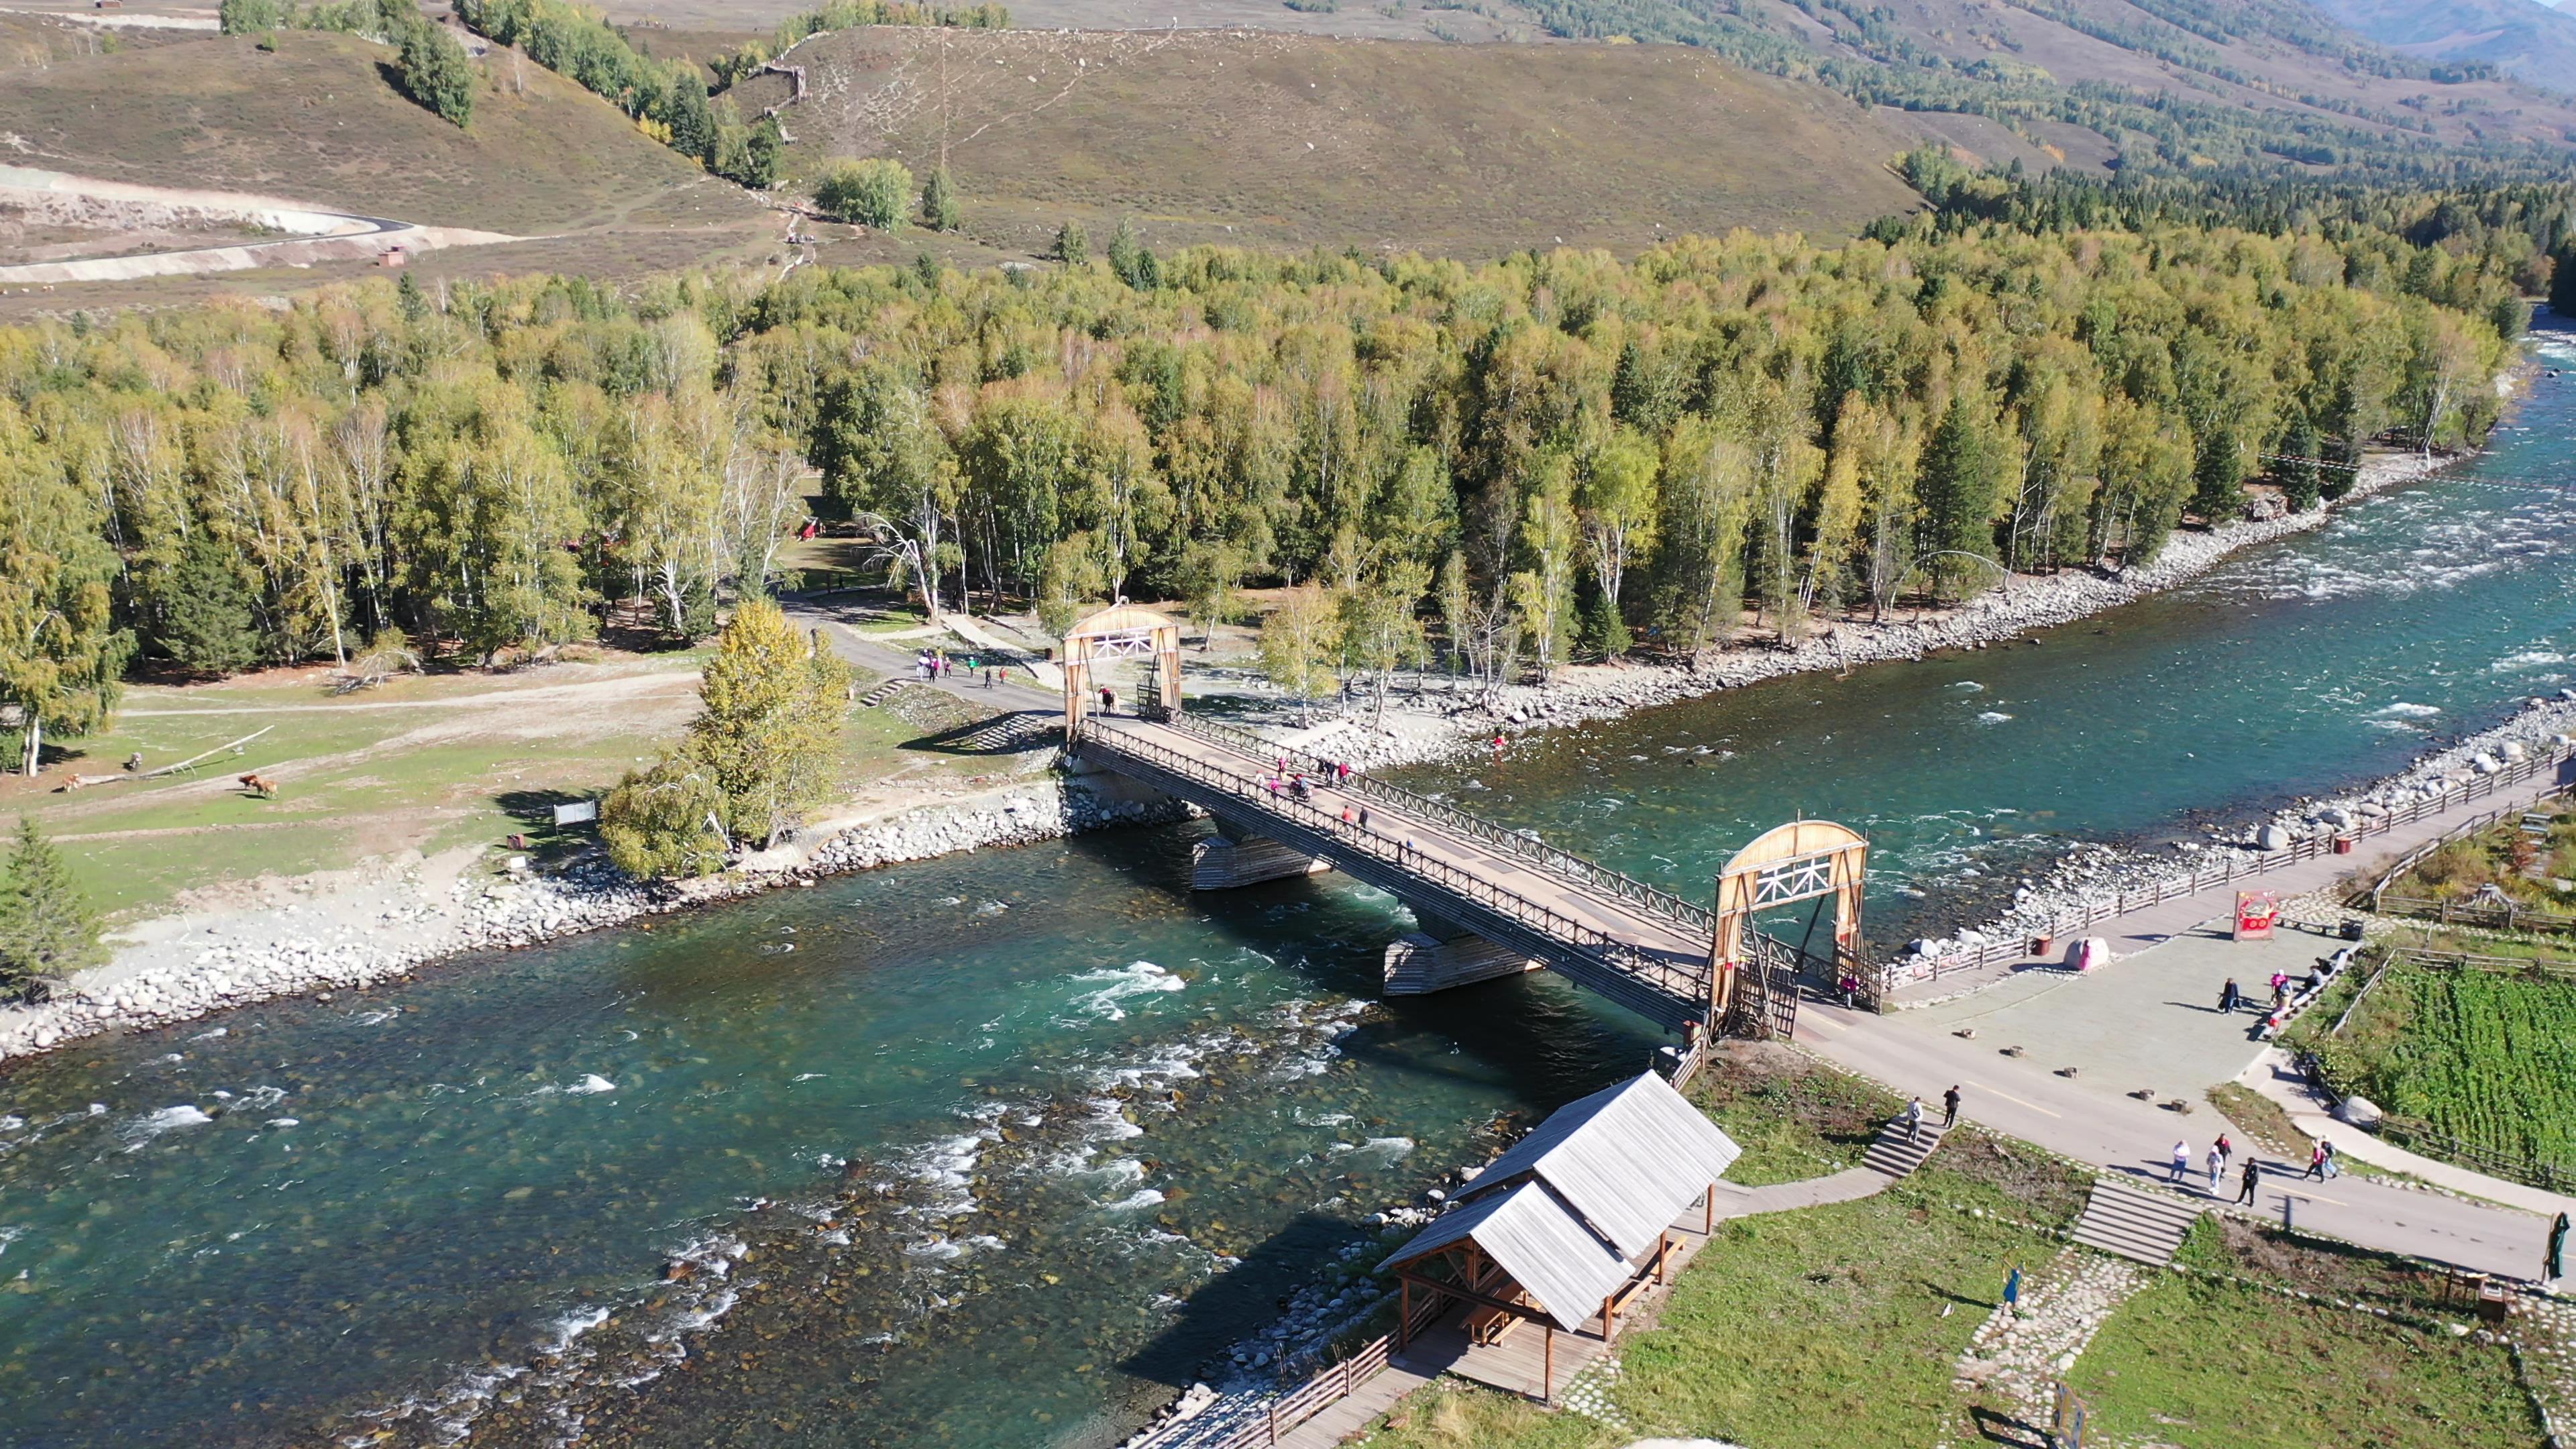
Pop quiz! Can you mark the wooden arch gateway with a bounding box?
[1062,604,1182,738]
[1711,820,1868,1032]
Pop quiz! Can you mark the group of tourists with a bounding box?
[914,649,1008,689]
[2165,1133,2340,1201]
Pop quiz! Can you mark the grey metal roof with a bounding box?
[1452,1072,1741,1258]
[1377,1179,1633,1331]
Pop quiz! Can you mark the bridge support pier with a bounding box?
[1383,912,1542,996]
[1191,826,1332,890]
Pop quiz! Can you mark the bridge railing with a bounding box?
[1078,727,1711,1010]
[1165,714,1719,937]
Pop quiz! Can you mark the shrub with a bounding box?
[813,158,914,229]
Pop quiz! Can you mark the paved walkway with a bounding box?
[1892,757,2573,1005]
[1899,922,2337,1113]
[1799,950,2555,1279]
[2237,1046,2576,1220]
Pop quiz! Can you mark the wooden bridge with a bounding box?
[1058,604,1867,1037]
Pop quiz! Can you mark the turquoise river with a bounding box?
[3,319,2573,1448]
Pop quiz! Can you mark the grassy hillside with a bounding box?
[1825,0,2576,151]
[2309,0,2576,93]
[0,11,190,71]
[0,29,726,233]
[757,28,1925,256]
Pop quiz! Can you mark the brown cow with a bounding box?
[237,773,279,799]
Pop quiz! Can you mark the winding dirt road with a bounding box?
[0,164,520,284]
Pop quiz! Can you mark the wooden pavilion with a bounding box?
[1378,1072,1741,1401]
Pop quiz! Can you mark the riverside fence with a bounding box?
[1136,1291,1448,1449]
[1900,739,2576,990]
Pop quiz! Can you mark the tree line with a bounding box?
[0,201,2529,773]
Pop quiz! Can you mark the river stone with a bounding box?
[2257,824,2292,852]
[2334,1095,2385,1129]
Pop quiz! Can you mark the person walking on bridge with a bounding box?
[2218,977,2241,1014]
[2206,1144,2224,1193]
[2548,1212,2569,1283]
[2170,1139,2191,1185]
[2236,1157,2261,1206]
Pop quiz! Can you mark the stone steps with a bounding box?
[1861,1116,1947,1178]
[2072,1177,2205,1266]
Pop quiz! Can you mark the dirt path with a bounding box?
[0,164,519,283]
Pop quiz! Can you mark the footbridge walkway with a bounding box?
[1073,710,1721,1030]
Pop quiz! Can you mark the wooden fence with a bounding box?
[1902,742,2576,989]
[2375,894,2576,936]
[1146,1290,1448,1449]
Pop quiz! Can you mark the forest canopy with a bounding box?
[0,203,2543,763]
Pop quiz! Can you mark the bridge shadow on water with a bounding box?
[1057,821,1671,1103]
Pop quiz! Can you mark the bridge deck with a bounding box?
[1076,716,1715,1030]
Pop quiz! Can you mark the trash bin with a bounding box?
[2332,836,2355,855]
[2030,934,2053,957]
[2340,918,2366,942]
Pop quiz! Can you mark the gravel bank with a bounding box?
[0,775,1186,1065]
[1321,450,2461,772]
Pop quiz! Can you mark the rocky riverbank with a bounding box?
[1905,691,2576,979]
[0,773,1187,1065]
[1316,449,2464,773]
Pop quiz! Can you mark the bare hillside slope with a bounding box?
[0,30,731,234]
[754,28,1924,255]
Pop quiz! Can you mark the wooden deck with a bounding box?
[1075,714,1719,1029]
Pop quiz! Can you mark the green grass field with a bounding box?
[2065,1219,2547,1449]
[2,647,1014,925]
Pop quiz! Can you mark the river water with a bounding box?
[3,321,2571,1449]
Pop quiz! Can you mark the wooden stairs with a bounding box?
[2073,1177,2205,1266]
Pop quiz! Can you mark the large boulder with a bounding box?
[2257,824,2292,852]
[2334,1094,2384,1130]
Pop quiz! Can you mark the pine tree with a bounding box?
[394,19,476,127]
[738,116,784,189]
[2278,416,2324,512]
[158,533,264,677]
[921,166,960,231]
[1913,396,2005,598]
[1055,219,1089,264]
[2188,421,2246,522]
[0,818,105,997]
[1107,215,1157,289]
